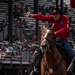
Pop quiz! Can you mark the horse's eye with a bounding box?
[42,44,47,48]
[50,33,52,35]
[44,44,47,47]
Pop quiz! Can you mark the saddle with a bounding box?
[56,42,71,67]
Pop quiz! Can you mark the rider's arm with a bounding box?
[27,12,53,22]
[54,16,70,38]
[70,0,75,8]
[33,14,53,22]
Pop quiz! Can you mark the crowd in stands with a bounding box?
[0,39,39,61]
[13,2,28,20]
[39,5,55,15]
[38,4,68,15]
[0,34,39,75]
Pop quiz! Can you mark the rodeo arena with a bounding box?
[0,0,75,75]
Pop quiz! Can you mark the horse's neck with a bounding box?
[44,45,62,60]
[43,45,63,68]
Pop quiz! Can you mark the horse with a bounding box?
[40,25,67,75]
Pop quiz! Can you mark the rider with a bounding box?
[27,7,75,74]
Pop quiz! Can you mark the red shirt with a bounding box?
[70,0,75,8]
[33,14,71,39]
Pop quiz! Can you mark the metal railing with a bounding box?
[0,51,32,69]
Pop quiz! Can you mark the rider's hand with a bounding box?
[26,12,34,17]
[53,32,57,39]
[26,12,31,17]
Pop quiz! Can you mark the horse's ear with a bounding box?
[50,23,55,31]
[49,28,54,32]
[44,22,47,28]
[49,28,56,40]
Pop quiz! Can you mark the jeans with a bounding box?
[57,39,75,58]
[33,49,43,70]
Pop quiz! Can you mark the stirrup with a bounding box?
[67,57,75,72]
[67,62,74,72]
[72,57,75,64]
[29,70,34,75]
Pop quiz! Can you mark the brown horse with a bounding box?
[40,26,67,75]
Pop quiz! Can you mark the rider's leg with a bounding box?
[29,49,43,75]
[57,39,75,72]
[57,39,75,59]
[34,49,43,71]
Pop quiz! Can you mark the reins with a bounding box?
[43,57,63,74]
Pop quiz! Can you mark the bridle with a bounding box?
[40,28,55,52]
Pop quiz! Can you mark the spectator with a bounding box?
[25,5,28,13]
[13,5,20,19]
[45,7,49,13]
[64,6,68,15]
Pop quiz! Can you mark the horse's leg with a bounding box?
[41,60,47,75]
[41,61,45,75]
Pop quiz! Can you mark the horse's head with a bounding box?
[40,27,56,52]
